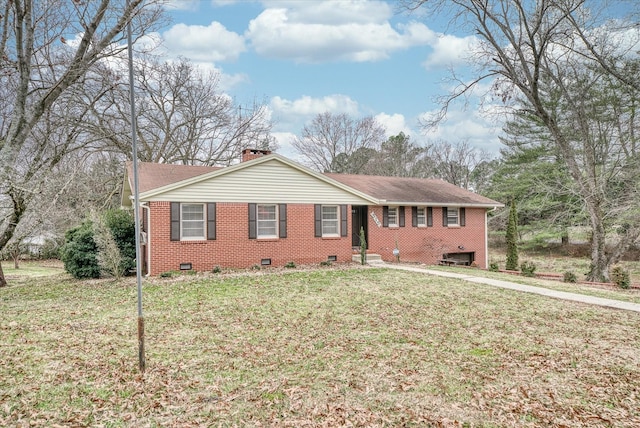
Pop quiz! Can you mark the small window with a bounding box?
[388,206,398,227]
[416,207,426,227]
[181,204,205,240]
[322,205,339,236]
[447,207,459,226]
[257,204,277,238]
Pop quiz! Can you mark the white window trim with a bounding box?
[181,203,206,241]
[322,205,340,237]
[388,206,399,227]
[447,207,460,227]
[257,204,278,239]
[416,207,427,227]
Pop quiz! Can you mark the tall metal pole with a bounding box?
[126,0,145,373]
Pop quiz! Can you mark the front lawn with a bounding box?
[2,267,639,426]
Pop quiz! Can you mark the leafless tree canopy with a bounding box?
[292,112,386,173]
[0,0,164,286]
[404,0,640,281]
[86,56,275,166]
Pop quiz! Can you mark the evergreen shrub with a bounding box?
[610,265,630,289]
[563,271,577,283]
[520,261,537,277]
[60,222,100,279]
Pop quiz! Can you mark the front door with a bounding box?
[351,206,368,248]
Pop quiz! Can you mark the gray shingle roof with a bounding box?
[127,162,219,193]
[123,159,502,207]
[324,173,501,206]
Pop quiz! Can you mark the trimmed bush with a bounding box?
[488,262,499,272]
[505,200,519,270]
[60,221,100,279]
[359,227,367,265]
[563,271,577,283]
[520,261,537,277]
[610,265,630,289]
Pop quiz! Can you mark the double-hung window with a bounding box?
[321,205,339,236]
[387,206,398,227]
[257,204,277,238]
[314,205,346,238]
[443,207,465,227]
[181,204,205,240]
[416,207,426,227]
[447,207,459,226]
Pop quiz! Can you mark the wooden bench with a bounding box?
[439,259,461,266]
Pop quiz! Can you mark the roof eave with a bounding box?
[381,201,504,209]
[120,168,133,208]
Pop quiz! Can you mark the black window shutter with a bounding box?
[412,207,418,227]
[382,206,389,227]
[399,206,405,227]
[207,203,216,240]
[442,207,448,227]
[279,204,287,238]
[427,207,433,227]
[248,203,257,239]
[460,207,466,227]
[314,204,322,237]
[170,202,180,241]
[340,205,348,237]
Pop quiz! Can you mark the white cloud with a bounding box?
[246,4,434,63]
[423,34,479,69]
[266,0,393,25]
[270,131,301,160]
[419,106,504,154]
[374,113,414,138]
[163,0,200,11]
[162,21,246,62]
[270,94,360,118]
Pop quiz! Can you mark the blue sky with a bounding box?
[154,0,503,158]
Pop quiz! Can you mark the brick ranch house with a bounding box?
[121,149,503,276]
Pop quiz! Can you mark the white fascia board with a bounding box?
[383,201,504,209]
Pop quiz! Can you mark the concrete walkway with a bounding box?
[379,263,640,313]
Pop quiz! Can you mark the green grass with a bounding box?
[1,260,64,278]
[2,267,640,426]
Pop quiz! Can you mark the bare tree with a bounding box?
[0,0,164,287]
[404,0,640,281]
[428,140,492,190]
[86,56,275,166]
[292,112,386,173]
[364,132,434,177]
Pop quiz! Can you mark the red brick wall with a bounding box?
[147,202,352,275]
[365,206,488,268]
[146,202,489,275]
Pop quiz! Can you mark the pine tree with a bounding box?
[506,200,519,271]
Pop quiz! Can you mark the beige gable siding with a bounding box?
[144,160,373,204]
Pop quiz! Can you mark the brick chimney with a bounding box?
[241,148,272,162]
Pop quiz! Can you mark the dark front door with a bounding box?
[351,206,368,248]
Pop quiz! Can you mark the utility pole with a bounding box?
[126,0,145,373]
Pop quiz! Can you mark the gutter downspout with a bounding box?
[141,202,150,277]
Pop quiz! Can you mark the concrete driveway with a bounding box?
[381,263,640,313]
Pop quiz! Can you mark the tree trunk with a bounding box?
[588,212,609,282]
[0,261,6,287]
